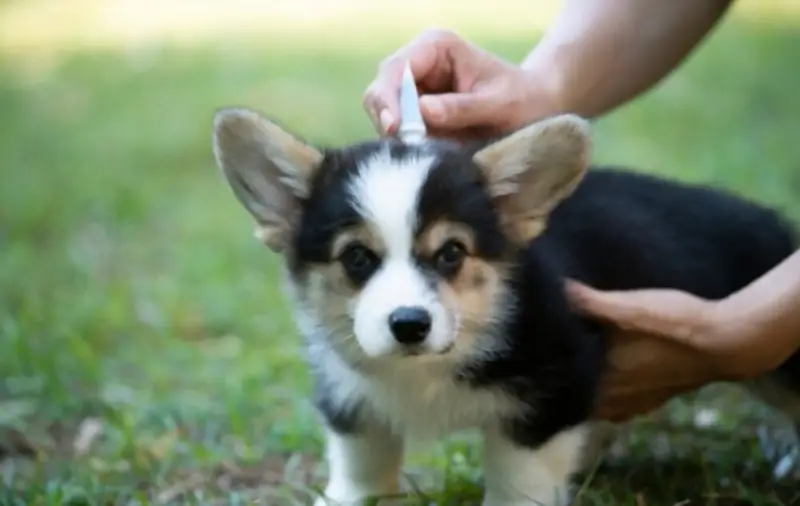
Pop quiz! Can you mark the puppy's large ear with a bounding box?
[212,108,323,252]
[473,114,591,242]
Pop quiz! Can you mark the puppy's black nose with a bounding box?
[388,306,431,344]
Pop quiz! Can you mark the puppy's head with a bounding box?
[212,109,591,365]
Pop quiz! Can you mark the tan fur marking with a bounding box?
[415,221,476,256]
[504,215,547,244]
[331,224,386,259]
[413,219,510,353]
[300,263,360,355]
[296,225,390,361]
[441,257,511,354]
[307,225,385,302]
[447,258,506,316]
[306,263,359,300]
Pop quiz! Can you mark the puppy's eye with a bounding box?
[339,243,379,284]
[433,240,467,278]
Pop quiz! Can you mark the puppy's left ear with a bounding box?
[212,108,323,253]
[473,114,591,242]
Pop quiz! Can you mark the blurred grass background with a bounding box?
[1,0,799,504]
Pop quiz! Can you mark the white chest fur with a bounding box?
[319,348,523,439]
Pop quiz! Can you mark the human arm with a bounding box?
[521,0,734,119]
[567,248,800,421]
[362,0,734,139]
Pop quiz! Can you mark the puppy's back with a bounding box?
[538,166,799,389]
[541,167,796,298]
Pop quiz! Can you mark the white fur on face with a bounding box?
[347,149,454,358]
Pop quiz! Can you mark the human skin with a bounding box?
[363,0,734,140]
[567,249,800,421]
[361,0,800,422]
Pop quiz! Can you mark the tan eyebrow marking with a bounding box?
[331,224,385,259]
[416,220,476,257]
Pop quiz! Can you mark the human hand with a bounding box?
[565,280,796,422]
[589,327,718,422]
[362,29,561,142]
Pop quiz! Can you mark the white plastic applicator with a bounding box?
[397,62,427,144]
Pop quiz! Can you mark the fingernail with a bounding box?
[379,110,393,134]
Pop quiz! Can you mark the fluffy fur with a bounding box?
[211,108,800,506]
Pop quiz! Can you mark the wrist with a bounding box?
[699,298,763,381]
[518,52,568,123]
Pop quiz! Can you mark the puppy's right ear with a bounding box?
[472,114,591,242]
[212,108,323,252]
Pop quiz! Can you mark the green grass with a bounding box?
[1,3,800,505]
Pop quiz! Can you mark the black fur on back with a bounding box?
[464,166,798,447]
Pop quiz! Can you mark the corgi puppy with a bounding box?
[211,108,800,506]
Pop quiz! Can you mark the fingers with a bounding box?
[565,280,706,345]
[593,332,717,422]
[565,280,648,329]
[427,125,497,144]
[363,68,404,136]
[363,29,460,136]
[419,91,498,130]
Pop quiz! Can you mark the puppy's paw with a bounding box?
[314,480,395,506]
[313,492,365,506]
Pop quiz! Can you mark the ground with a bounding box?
[1,0,800,504]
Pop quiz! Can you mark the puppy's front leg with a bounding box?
[482,424,587,506]
[315,424,404,506]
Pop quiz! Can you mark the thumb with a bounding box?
[419,92,498,130]
[564,280,704,344]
